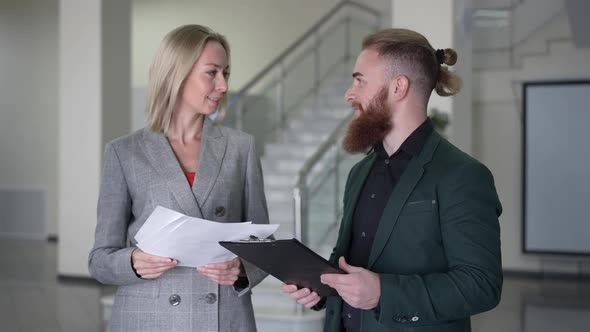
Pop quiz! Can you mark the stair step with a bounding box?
[265,144,317,158]
[265,173,297,186]
[299,109,352,121]
[283,132,330,144]
[255,311,324,332]
[287,119,341,132]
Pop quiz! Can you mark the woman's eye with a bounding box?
[223,72,230,79]
[207,71,216,77]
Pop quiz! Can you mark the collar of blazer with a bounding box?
[337,131,442,269]
[140,117,228,218]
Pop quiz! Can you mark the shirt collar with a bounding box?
[373,118,434,159]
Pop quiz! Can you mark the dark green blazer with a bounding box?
[322,131,502,332]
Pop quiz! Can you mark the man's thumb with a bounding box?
[339,256,362,273]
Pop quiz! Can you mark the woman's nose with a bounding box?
[217,77,228,93]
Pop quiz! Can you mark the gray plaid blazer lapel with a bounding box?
[141,128,203,218]
[192,118,227,209]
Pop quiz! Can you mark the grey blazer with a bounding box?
[89,118,269,332]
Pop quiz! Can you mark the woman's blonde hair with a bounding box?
[146,24,230,132]
[362,28,462,98]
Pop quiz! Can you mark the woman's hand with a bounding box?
[131,248,177,279]
[197,258,242,285]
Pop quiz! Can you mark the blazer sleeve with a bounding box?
[88,142,141,286]
[376,161,503,326]
[311,165,357,311]
[234,135,270,295]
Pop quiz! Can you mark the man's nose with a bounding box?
[345,85,354,103]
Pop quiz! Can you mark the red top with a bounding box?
[185,172,196,187]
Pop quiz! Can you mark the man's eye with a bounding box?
[207,71,216,77]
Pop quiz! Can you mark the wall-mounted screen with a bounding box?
[523,80,590,255]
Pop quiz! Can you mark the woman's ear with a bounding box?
[390,75,410,101]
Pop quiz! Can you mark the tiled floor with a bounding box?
[1,238,589,332]
[0,238,113,332]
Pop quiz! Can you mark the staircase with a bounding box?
[253,69,359,332]
[472,0,572,70]
[222,2,380,329]
[261,70,352,240]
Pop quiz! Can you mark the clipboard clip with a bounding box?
[238,235,274,243]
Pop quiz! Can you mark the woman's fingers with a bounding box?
[191,259,244,285]
[203,258,240,271]
[197,258,242,282]
[134,260,176,270]
[196,266,240,276]
[140,272,164,279]
[136,263,176,277]
[132,248,176,279]
[135,252,174,264]
[202,273,238,285]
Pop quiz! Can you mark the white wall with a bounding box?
[131,0,342,89]
[391,0,474,154]
[392,0,454,118]
[58,0,132,277]
[0,0,59,236]
[58,0,103,276]
[473,11,590,274]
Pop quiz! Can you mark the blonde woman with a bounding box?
[89,24,269,332]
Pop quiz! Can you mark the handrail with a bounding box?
[293,112,354,244]
[293,112,354,245]
[296,113,353,187]
[228,0,380,107]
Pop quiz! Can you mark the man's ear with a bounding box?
[390,75,410,101]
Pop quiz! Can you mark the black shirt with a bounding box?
[342,119,433,331]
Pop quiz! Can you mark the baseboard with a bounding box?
[503,269,590,280]
[57,274,103,286]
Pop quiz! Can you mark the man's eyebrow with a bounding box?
[352,72,363,78]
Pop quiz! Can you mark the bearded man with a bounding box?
[282,28,503,332]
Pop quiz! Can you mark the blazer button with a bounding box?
[215,206,225,217]
[169,294,181,306]
[205,292,217,304]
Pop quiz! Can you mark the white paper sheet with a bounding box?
[135,206,278,267]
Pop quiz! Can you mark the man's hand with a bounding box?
[281,284,321,308]
[131,248,177,279]
[197,257,242,285]
[320,257,381,310]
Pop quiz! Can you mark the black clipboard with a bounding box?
[219,238,345,296]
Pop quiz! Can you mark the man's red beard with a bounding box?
[342,87,392,154]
